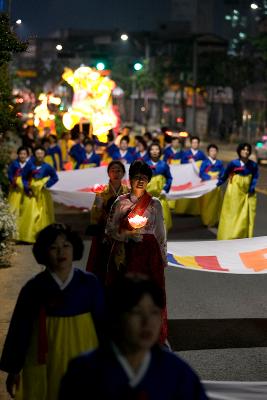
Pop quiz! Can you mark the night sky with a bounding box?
[12,0,171,37]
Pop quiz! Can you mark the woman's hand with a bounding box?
[6,373,20,398]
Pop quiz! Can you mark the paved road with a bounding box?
[0,165,266,398]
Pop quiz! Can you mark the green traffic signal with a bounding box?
[133,62,143,71]
[96,62,106,71]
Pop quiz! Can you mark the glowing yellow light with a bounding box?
[128,215,148,229]
[62,66,118,141]
[33,92,60,134]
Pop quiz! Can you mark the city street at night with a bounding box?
[1,0,267,398]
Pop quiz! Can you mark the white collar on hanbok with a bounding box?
[111,342,151,388]
[49,267,74,290]
[208,157,216,165]
[191,148,198,155]
[240,160,245,167]
[86,151,93,159]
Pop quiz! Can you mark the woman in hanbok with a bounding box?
[217,143,258,240]
[58,131,74,170]
[60,275,207,400]
[86,161,129,281]
[146,143,173,231]
[20,146,58,243]
[0,224,104,400]
[199,144,224,227]
[79,139,101,168]
[45,135,63,171]
[134,137,150,162]
[163,136,184,165]
[7,146,30,221]
[112,136,135,164]
[105,160,168,342]
[175,136,207,216]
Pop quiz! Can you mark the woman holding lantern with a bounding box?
[105,160,168,342]
[86,161,129,281]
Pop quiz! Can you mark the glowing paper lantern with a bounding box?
[62,66,118,142]
[128,215,148,229]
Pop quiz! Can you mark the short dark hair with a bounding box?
[120,136,129,144]
[237,142,252,157]
[190,136,200,143]
[137,137,147,149]
[107,160,126,174]
[33,146,46,155]
[33,223,84,265]
[144,131,152,140]
[207,144,218,152]
[106,275,165,322]
[84,139,94,147]
[49,134,57,143]
[148,142,162,158]
[129,160,152,182]
[17,146,29,156]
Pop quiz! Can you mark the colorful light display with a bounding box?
[62,66,117,142]
[33,92,61,134]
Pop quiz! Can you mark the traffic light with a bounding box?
[133,62,143,71]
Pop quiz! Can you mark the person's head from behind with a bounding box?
[237,143,251,161]
[49,134,58,146]
[61,131,71,141]
[107,160,125,184]
[84,139,94,154]
[120,136,129,151]
[129,160,152,193]
[17,146,29,163]
[33,223,84,274]
[207,144,218,160]
[190,136,200,150]
[106,275,165,352]
[143,131,152,144]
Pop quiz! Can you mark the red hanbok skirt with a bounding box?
[106,234,168,343]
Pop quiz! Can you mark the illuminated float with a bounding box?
[62,66,117,142]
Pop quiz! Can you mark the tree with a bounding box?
[0,13,27,135]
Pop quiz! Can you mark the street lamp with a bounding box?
[56,44,63,51]
[250,3,259,9]
[120,33,128,41]
[16,19,22,25]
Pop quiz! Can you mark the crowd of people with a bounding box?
[8,124,259,244]
[0,123,259,398]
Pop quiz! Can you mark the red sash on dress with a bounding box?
[229,166,245,182]
[120,191,152,232]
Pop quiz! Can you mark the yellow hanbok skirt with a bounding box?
[19,177,54,243]
[15,313,98,400]
[172,160,202,216]
[200,172,222,227]
[8,177,24,219]
[147,175,172,231]
[217,174,257,240]
[79,163,97,169]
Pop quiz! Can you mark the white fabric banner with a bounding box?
[49,163,217,208]
[167,236,267,274]
[203,381,267,400]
